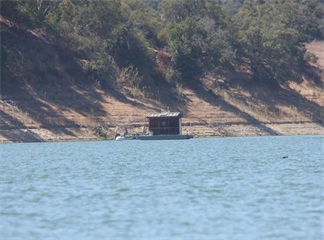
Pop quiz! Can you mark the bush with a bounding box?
[117,65,143,89]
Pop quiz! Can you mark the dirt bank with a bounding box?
[1,18,323,142]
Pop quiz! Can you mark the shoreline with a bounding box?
[1,121,323,143]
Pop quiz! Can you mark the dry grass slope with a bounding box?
[1,18,323,142]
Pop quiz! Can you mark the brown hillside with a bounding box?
[1,17,323,142]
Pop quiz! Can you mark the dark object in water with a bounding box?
[282,156,288,159]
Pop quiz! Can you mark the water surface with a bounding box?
[1,135,323,239]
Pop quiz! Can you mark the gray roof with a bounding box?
[147,111,182,118]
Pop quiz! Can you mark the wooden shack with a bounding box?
[147,111,182,136]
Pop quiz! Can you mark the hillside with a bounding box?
[0,16,323,142]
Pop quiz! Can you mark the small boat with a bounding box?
[115,135,138,141]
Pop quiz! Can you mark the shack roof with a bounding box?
[147,111,182,118]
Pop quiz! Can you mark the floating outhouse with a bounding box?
[147,111,182,136]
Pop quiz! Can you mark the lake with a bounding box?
[0,135,323,240]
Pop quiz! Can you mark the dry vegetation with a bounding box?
[0,18,323,142]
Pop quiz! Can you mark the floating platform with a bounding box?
[137,135,193,140]
[116,135,193,141]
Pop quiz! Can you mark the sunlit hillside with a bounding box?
[1,1,323,142]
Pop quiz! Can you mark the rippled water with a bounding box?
[1,135,323,240]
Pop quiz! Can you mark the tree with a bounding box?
[168,18,202,79]
[159,0,232,80]
[233,0,323,82]
[0,1,19,19]
[159,0,227,25]
[13,0,63,27]
[44,0,125,84]
[108,0,159,68]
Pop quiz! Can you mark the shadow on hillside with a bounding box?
[105,87,160,113]
[107,65,191,114]
[1,22,112,135]
[186,82,280,135]
[0,109,43,142]
[303,62,323,86]
[139,69,192,114]
[278,88,323,124]
[228,78,324,125]
[2,70,106,137]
